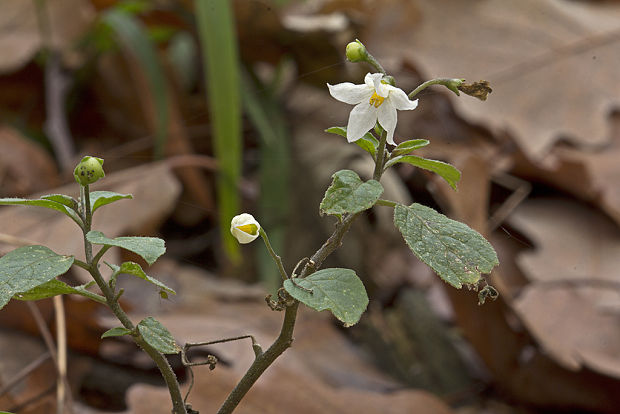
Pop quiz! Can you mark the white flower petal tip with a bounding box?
[328,73,418,145]
[231,213,261,244]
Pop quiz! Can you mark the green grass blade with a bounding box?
[101,9,169,159]
[195,0,242,262]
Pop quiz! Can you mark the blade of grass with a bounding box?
[241,67,290,293]
[194,0,242,262]
[101,9,169,160]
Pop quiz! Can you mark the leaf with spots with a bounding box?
[0,246,74,310]
[283,268,368,327]
[320,169,383,217]
[394,203,498,288]
[137,317,180,354]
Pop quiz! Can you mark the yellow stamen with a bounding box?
[369,92,385,108]
[237,223,258,235]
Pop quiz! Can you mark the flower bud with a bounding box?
[345,40,368,63]
[230,213,261,244]
[74,156,105,186]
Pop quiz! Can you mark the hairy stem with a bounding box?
[80,185,187,414]
[373,130,388,180]
[408,77,461,99]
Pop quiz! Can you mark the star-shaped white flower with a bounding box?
[328,73,418,146]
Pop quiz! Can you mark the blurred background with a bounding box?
[1,0,620,413]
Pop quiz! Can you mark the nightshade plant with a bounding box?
[0,41,498,414]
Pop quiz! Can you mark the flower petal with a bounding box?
[347,102,378,142]
[328,82,372,105]
[377,102,397,145]
[364,73,383,88]
[387,87,419,110]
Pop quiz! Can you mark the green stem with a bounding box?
[375,199,397,207]
[259,228,288,281]
[372,130,388,181]
[408,78,462,99]
[79,185,187,414]
[365,53,386,75]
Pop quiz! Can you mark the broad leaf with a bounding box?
[0,246,74,310]
[0,197,81,225]
[107,261,176,295]
[137,317,179,354]
[394,203,498,288]
[385,155,461,190]
[320,169,383,216]
[325,126,378,158]
[90,191,132,213]
[102,327,133,338]
[13,279,105,304]
[391,139,429,157]
[86,231,165,265]
[284,268,368,327]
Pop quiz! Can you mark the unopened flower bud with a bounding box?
[230,213,261,244]
[74,156,105,186]
[445,78,465,96]
[345,40,368,63]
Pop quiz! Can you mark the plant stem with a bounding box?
[79,185,187,414]
[373,130,388,180]
[259,228,288,281]
[365,53,386,75]
[408,78,461,99]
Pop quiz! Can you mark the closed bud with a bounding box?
[74,156,105,186]
[345,40,368,63]
[230,213,261,244]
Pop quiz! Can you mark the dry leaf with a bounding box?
[367,0,620,160]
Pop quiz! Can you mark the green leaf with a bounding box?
[0,197,81,225]
[195,0,242,263]
[325,126,378,158]
[107,261,176,295]
[41,194,78,210]
[320,169,383,216]
[102,9,169,159]
[385,155,461,190]
[0,246,74,310]
[284,268,368,327]
[90,191,133,213]
[137,317,179,354]
[102,327,133,338]
[13,279,105,304]
[394,203,498,288]
[391,139,429,157]
[86,231,165,265]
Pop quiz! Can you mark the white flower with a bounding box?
[230,213,261,244]
[327,73,418,146]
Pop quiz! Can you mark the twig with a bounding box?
[0,351,51,398]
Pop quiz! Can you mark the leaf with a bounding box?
[391,139,430,157]
[283,268,368,327]
[0,246,74,310]
[90,191,133,213]
[195,0,242,262]
[325,126,378,158]
[13,279,105,304]
[320,169,383,216]
[0,197,81,225]
[102,327,133,339]
[41,194,78,209]
[107,261,176,295]
[86,231,165,265]
[102,9,169,159]
[385,155,461,190]
[394,203,498,288]
[137,317,179,354]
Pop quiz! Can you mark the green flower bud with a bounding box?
[74,156,105,186]
[345,40,368,63]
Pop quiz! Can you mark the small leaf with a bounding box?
[13,279,105,304]
[320,169,383,216]
[325,126,378,158]
[385,155,461,190]
[0,246,74,310]
[390,139,429,157]
[137,317,179,354]
[90,191,133,213]
[0,197,81,225]
[394,203,498,288]
[102,327,133,338]
[283,268,368,327]
[107,261,176,295]
[41,194,78,210]
[86,231,165,265]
